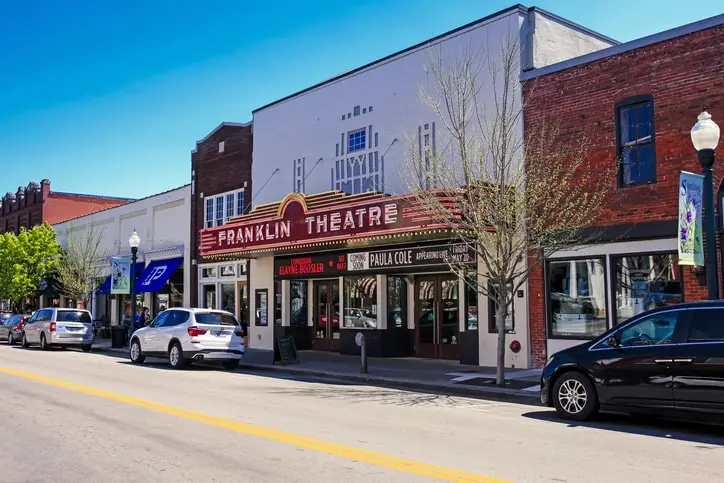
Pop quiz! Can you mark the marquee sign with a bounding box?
[200,191,459,257]
[274,243,475,279]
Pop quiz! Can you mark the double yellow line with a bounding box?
[0,365,511,483]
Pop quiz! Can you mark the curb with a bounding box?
[238,361,542,405]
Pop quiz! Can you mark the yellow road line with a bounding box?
[0,365,511,483]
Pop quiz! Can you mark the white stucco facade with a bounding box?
[53,185,192,322]
[246,6,615,367]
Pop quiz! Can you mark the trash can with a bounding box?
[111,326,128,348]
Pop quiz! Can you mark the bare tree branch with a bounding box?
[56,225,107,308]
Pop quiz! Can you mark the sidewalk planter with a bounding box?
[110,326,128,348]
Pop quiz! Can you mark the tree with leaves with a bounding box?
[404,38,613,385]
[55,225,107,309]
[0,223,62,312]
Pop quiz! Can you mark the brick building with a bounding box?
[523,14,724,366]
[0,179,133,234]
[190,122,253,324]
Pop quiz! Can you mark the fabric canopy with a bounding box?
[135,258,183,293]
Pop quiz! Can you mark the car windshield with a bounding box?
[56,311,92,323]
[195,312,238,326]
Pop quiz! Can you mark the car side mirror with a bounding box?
[607,334,620,348]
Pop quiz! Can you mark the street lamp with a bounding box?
[691,110,721,299]
[128,229,141,333]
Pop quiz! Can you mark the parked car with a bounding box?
[22,308,94,351]
[128,308,245,370]
[343,308,377,328]
[541,301,724,422]
[0,314,28,345]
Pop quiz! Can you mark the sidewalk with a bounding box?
[93,339,541,404]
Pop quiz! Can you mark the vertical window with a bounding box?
[488,282,514,333]
[613,253,682,324]
[205,198,214,228]
[616,96,655,187]
[236,191,245,216]
[274,280,282,326]
[344,276,377,328]
[548,258,607,338]
[348,129,366,153]
[225,193,235,222]
[215,196,224,227]
[465,277,478,330]
[290,280,308,327]
[387,276,407,329]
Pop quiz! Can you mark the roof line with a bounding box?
[522,13,724,80]
[528,7,619,45]
[52,183,191,227]
[252,4,528,114]
[51,191,136,201]
[195,121,252,145]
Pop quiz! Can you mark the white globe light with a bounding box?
[128,229,141,249]
[691,110,720,151]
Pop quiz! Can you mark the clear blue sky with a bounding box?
[1,0,721,199]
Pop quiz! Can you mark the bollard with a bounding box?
[360,333,368,374]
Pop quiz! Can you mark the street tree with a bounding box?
[0,224,62,312]
[403,39,613,385]
[56,225,107,309]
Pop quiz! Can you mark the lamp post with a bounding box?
[128,230,141,332]
[691,110,721,300]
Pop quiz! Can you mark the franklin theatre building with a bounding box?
[198,191,530,367]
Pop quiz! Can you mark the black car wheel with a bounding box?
[40,334,49,351]
[222,360,240,371]
[168,343,186,370]
[552,371,599,421]
[7,333,13,345]
[129,339,145,364]
[21,334,29,348]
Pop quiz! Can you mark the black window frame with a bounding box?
[545,255,609,340]
[615,95,656,188]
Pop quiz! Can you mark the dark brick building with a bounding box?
[523,15,724,366]
[0,179,133,235]
[190,122,253,319]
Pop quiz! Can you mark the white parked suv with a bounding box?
[22,307,94,351]
[129,308,245,370]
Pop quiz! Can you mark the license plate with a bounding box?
[214,331,227,337]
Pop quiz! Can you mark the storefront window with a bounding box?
[220,265,235,277]
[238,282,249,329]
[274,280,282,325]
[203,285,217,309]
[344,276,377,329]
[614,253,682,324]
[488,282,514,333]
[221,283,235,314]
[465,277,478,330]
[201,267,217,279]
[290,280,308,327]
[548,258,607,338]
[387,276,407,329]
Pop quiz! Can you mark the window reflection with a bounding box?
[548,258,607,338]
[344,276,377,328]
[614,253,682,323]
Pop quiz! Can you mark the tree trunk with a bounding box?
[496,299,507,386]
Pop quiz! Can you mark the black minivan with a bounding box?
[541,301,724,421]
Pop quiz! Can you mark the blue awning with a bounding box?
[135,258,183,293]
[96,262,145,295]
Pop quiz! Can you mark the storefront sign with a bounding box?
[274,244,475,279]
[200,192,456,257]
[678,171,704,266]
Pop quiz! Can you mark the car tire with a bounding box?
[21,333,29,348]
[168,343,186,370]
[7,333,14,346]
[129,339,145,364]
[82,345,92,353]
[552,371,599,421]
[40,334,49,351]
[222,360,240,371]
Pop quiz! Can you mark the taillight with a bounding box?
[234,327,245,337]
[15,322,22,331]
[49,322,56,332]
[187,326,207,337]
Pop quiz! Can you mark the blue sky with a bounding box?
[1,0,721,199]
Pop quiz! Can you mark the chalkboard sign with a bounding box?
[273,335,299,365]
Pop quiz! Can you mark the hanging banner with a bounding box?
[110,257,132,294]
[678,171,704,266]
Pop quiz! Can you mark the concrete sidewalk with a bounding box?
[93,339,541,404]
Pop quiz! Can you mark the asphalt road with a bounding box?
[0,346,723,483]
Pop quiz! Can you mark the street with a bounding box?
[0,346,722,483]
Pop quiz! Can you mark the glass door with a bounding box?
[313,280,340,351]
[415,275,460,360]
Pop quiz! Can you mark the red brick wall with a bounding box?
[190,123,253,306]
[44,194,130,225]
[524,25,724,366]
